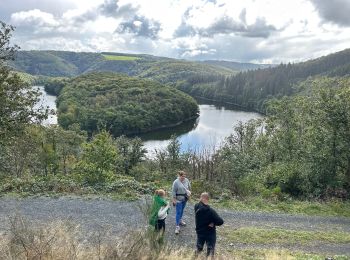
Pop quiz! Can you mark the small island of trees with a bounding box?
[57,72,199,136]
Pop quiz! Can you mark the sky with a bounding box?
[1,0,350,63]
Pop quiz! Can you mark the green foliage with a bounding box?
[0,175,84,194]
[202,60,271,71]
[128,162,162,182]
[190,180,225,199]
[0,174,157,199]
[43,77,69,96]
[0,69,47,143]
[166,135,181,166]
[12,71,37,85]
[115,135,146,174]
[222,227,350,245]
[181,49,350,112]
[10,50,231,85]
[215,77,350,198]
[10,50,79,76]
[215,197,350,217]
[154,135,192,180]
[104,178,156,195]
[137,60,232,86]
[9,50,105,76]
[0,21,18,60]
[0,22,48,145]
[0,125,85,178]
[75,131,120,185]
[57,72,199,136]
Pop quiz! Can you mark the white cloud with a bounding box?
[1,0,349,63]
[11,9,59,27]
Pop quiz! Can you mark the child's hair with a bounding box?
[155,189,166,197]
[178,170,186,176]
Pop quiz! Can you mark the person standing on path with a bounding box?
[194,192,224,258]
[172,170,191,234]
[149,189,170,236]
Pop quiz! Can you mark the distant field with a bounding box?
[103,54,140,61]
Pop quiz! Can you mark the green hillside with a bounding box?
[201,60,274,71]
[182,49,350,111]
[9,50,233,85]
[57,72,199,136]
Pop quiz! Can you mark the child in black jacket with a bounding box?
[194,192,224,257]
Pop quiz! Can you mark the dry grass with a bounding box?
[0,215,232,260]
[1,216,348,259]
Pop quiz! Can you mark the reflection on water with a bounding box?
[142,103,262,157]
[135,117,199,141]
[36,86,262,157]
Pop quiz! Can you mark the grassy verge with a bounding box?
[103,54,140,61]
[213,197,350,218]
[226,248,349,260]
[221,226,350,246]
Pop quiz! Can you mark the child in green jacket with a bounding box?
[149,189,170,234]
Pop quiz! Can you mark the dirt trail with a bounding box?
[0,196,349,256]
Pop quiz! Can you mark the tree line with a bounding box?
[180,49,350,112]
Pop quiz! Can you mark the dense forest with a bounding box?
[214,77,350,198]
[181,49,350,111]
[56,72,199,136]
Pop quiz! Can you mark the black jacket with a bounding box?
[194,202,224,235]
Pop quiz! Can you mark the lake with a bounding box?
[37,86,262,156]
[141,101,262,156]
[35,86,57,125]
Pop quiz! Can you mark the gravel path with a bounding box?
[0,196,349,256]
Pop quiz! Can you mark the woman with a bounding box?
[172,171,191,234]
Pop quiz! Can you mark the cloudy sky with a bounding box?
[1,0,350,63]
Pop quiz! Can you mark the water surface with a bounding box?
[37,86,262,156]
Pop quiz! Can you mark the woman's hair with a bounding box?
[178,170,186,177]
[155,189,166,196]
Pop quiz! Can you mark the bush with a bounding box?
[128,163,161,182]
[105,178,156,195]
[191,180,228,199]
[0,175,85,195]
[235,173,265,197]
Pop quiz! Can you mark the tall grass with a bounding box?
[0,215,225,260]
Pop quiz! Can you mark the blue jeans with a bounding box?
[175,200,187,226]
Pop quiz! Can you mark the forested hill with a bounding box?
[180,48,350,112]
[9,49,350,113]
[201,60,274,71]
[9,50,233,84]
[57,72,199,136]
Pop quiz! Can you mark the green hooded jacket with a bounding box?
[149,195,169,226]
